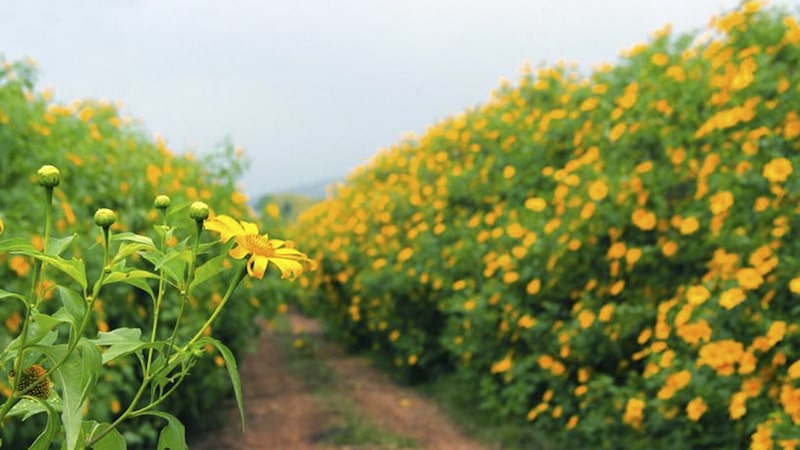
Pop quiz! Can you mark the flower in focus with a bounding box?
[204,214,316,280]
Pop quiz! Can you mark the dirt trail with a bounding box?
[189,312,487,450]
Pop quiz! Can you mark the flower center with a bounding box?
[243,234,275,257]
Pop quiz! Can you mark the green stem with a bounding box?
[0,187,55,420]
[163,220,203,365]
[183,262,247,352]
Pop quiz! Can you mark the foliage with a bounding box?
[0,59,310,448]
[294,3,800,448]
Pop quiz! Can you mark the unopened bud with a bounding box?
[94,208,116,228]
[0,217,4,236]
[37,165,60,188]
[189,201,209,221]
[154,195,171,210]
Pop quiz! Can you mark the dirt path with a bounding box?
[189,312,488,450]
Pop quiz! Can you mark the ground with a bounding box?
[189,312,488,450]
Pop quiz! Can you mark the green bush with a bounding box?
[0,56,295,447]
[294,3,800,448]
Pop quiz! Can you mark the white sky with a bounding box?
[2,1,799,196]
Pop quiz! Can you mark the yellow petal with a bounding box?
[241,221,260,235]
[204,215,244,242]
[248,255,269,279]
[269,257,304,280]
[229,244,249,260]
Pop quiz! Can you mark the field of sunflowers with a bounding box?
[293,3,800,449]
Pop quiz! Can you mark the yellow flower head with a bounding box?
[204,215,316,280]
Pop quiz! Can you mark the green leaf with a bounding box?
[28,398,60,450]
[189,253,232,291]
[0,288,28,306]
[38,345,93,450]
[7,396,62,420]
[111,232,155,247]
[0,237,36,253]
[140,251,185,288]
[104,269,159,285]
[46,234,77,256]
[197,337,245,430]
[90,328,148,364]
[113,242,156,264]
[56,286,86,333]
[12,250,87,290]
[143,411,188,450]
[84,421,127,450]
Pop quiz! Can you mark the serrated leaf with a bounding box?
[197,337,245,430]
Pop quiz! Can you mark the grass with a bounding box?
[416,373,561,450]
[271,313,419,449]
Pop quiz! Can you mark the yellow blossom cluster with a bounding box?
[293,2,800,448]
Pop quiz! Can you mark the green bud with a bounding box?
[154,195,171,210]
[37,165,60,188]
[94,208,116,228]
[189,201,209,221]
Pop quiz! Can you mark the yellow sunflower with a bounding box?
[204,215,316,280]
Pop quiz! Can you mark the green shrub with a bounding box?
[294,3,800,448]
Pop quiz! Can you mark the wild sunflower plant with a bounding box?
[0,165,315,449]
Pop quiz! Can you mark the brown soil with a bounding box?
[188,312,488,450]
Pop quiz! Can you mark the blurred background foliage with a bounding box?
[0,56,304,448]
[293,3,800,448]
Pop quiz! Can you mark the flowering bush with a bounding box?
[0,60,310,447]
[0,165,314,449]
[294,2,800,448]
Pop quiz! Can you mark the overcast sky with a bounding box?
[2,1,799,197]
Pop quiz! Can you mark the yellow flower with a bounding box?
[736,267,764,290]
[491,354,513,374]
[623,398,645,429]
[0,217,4,236]
[632,208,657,231]
[763,157,793,183]
[686,397,707,421]
[719,287,747,310]
[686,285,710,305]
[204,215,316,280]
[709,191,734,215]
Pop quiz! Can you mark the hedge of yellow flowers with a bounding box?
[0,58,287,446]
[294,3,800,448]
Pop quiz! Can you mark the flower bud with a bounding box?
[94,208,116,228]
[154,195,171,210]
[37,165,60,188]
[0,217,4,236]
[189,201,209,221]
